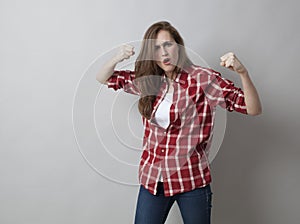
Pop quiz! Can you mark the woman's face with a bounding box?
[154,30,179,76]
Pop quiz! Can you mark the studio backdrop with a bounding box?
[1,0,299,223]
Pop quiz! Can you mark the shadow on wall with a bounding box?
[210,110,300,224]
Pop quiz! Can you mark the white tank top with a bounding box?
[154,92,173,129]
[154,91,173,182]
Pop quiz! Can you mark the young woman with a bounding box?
[96,21,262,224]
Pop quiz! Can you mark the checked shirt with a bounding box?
[106,65,247,196]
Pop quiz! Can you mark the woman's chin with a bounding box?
[161,65,176,74]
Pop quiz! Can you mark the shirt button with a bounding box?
[161,149,165,153]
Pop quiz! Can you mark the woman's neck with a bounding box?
[165,71,176,81]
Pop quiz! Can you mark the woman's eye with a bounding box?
[154,46,160,50]
[165,42,173,47]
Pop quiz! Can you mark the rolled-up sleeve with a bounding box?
[106,70,140,95]
[204,70,248,114]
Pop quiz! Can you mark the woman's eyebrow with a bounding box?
[154,41,173,47]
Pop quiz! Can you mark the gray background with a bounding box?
[1,0,299,223]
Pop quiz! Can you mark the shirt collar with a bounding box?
[163,69,188,85]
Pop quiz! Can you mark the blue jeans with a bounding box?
[134,182,212,224]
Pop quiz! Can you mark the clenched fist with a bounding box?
[114,44,135,63]
[220,52,247,74]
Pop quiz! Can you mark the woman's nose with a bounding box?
[162,47,168,56]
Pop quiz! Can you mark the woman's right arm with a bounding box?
[96,44,135,84]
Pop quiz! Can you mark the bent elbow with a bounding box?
[248,107,262,116]
[96,77,107,85]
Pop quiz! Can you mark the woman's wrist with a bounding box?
[111,55,121,65]
[238,69,249,78]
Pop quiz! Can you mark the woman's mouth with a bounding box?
[163,58,171,65]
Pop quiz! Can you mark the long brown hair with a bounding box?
[135,21,193,119]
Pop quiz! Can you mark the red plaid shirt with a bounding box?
[106,65,247,196]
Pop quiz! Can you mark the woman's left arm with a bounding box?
[220,52,262,116]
